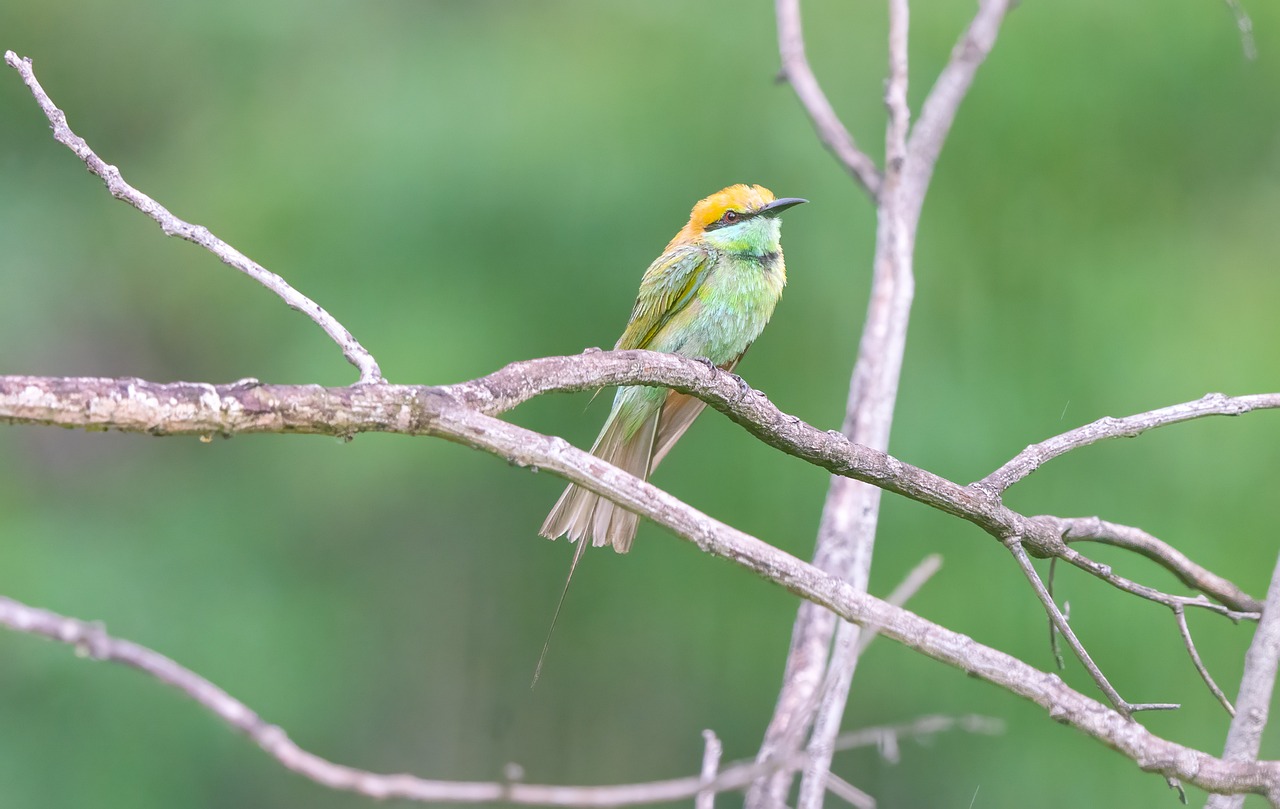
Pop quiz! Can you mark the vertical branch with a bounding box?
[696,730,724,809]
[794,5,913,805]
[1205,552,1280,809]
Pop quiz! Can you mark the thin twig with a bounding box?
[1003,539,1163,717]
[824,772,875,809]
[1051,542,1254,712]
[853,554,943,658]
[1050,515,1261,612]
[1047,557,1067,670]
[1173,605,1235,717]
[1,376,1278,798]
[2,51,383,384]
[1206,552,1280,809]
[830,713,1003,755]
[1057,546,1257,622]
[981,393,1280,493]
[775,0,882,198]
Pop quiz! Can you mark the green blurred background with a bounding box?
[1,1,1278,806]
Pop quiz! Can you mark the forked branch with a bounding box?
[775,0,882,198]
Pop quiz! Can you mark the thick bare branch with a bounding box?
[0,363,1263,620]
[0,360,995,523]
[792,3,918,803]
[2,367,1277,801]
[2,51,383,384]
[980,393,1280,494]
[775,0,882,198]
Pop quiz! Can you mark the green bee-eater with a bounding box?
[541,184,805,551]
[533,184,804,682]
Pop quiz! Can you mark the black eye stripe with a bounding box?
[705,209,756,231]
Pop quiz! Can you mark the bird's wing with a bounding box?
[614,245,713,351]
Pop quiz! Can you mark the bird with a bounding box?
[532,185,805,682]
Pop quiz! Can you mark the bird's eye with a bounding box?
[722,210,739,223]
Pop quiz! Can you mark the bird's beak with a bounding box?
[759,197,808,217]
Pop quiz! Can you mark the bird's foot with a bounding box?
[729,372,752,402]
[694,356,718,378]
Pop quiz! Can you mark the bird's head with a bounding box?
[671,184,807,256]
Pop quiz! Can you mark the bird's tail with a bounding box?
[539,403,659,554]
[533,403,658,686]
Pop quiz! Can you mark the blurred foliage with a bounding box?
[1,1,1278,807]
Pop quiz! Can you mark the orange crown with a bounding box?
[669,184,777,245]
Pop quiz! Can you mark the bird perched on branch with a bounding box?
[533,185,805,681]
[541,183,805,550]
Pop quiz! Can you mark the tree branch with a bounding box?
[775,0,882,198]
[1006,537,1178,717]
[979,393,1280,494]
[0,586,1007,807]
[1174,605,1236,717]
[793,3,917,804]
[0,363,1262,623]
[2,367,1277,801]
[0,597,791,806]
[1207,553,1280,809]
[6,35,1277,803]
[756,3,1010,802]
[2,50,383,384]
[1051,516,1262,613]
[696,731,723,809]
[904,0,1012,207]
